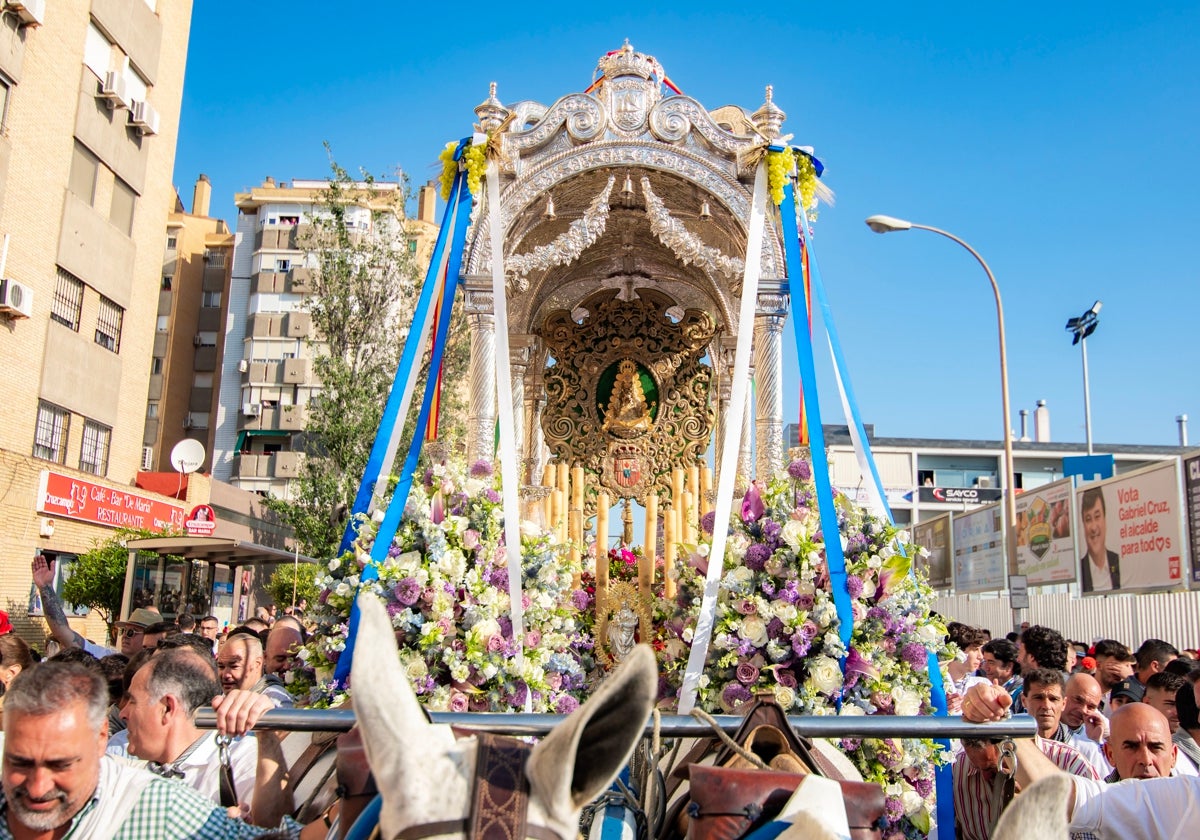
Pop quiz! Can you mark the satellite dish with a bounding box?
[170,439,206,474]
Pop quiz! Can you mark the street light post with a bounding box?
[864,215,1018,544]
[1066,301,1102,455]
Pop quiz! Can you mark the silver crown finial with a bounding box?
[474,81,508,132]
[752,84,786,139]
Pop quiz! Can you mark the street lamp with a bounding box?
[864,215,1018,541]
[1065,301,1102,455]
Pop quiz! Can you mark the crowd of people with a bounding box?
[949,617,1200,839]
[1,552,1197,839]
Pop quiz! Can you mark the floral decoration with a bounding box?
[291,459,592,713]
[657,457,951,837]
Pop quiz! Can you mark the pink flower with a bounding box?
[735,599,757,615]
[776,669,798,689]
[741,481,765,523]
[430,490,445,524]
[736,662,760,685]
[449,691,470,712]
[487,634,505,653]
[524,630,542,648]
[463,529,481,550]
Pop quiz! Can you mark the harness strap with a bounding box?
[469,732,532,840]
[397,821,564,840]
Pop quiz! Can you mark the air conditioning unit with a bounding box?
[182,415,194,429]
[976,476,995,489]
[237,359,249,373]
[140,446,154,470]
[99,71,130,110]
[0,278,32,318]
[129,100,159,136]
[6,0,44,27]
[242,403,262,417]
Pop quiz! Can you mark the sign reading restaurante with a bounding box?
[37,470,185,532]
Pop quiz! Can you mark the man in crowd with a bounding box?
[199,615,221,654]
[1132,638,1180,690]
[1023,668,1069,741]
[1109,677,1144,712]
[1144,671,1199,774]
[962,676,1200,838]
[32,555,162,658]
[0,660,301,838]
[264,617,306,679]
[981,638,1022,705]
[1102,702,1181,782]
[1061,672,1112,775]
[217,632,292,708]
[140,621,178,651]
[1092,639,1136,714]
[1014,625,1068,711]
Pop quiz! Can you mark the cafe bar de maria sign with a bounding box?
[37,470,185,532]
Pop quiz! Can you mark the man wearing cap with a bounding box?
[33,553,161,657]
[1110,677,1145,712]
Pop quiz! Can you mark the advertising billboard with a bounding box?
[1075,460,1187,594]
[912,512,953,590]
[952,501,1006,594]
[1184,451,1200,584]
[1014,477,1077,585]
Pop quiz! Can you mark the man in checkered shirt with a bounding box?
[0,660,300,839]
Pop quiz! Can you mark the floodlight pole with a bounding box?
[1081,335,1094,455]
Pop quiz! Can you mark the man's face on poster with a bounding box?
[1083,495,1107,560]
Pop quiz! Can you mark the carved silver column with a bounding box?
[524,346,547,485]
[754,286,789,478]
[509,336,534,473]
[464,280,496,464]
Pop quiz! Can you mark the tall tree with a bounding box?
[266,151,421,558]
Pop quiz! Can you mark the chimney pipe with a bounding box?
[1019,409,1030,442]
[418,183,437,224]
[1178,414,1189,447]
[1034,399,1050,443]
[192,174,211,218]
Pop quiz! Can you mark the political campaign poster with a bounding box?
[1075,460,1186,594]
[912,512,953,590]
[952,501,1006,594]
[1183,450,1200,584]
[1014,477,1077,585]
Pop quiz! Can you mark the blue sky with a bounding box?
[174,2,1199,448]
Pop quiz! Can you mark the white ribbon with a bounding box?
[485,160,528,708]
[678,160,769,714]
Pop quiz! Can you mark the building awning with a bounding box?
[125,536,317,568]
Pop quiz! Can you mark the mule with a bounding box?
[350,592,658,840]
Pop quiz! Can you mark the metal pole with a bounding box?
[194,707,1037,740]
[910,225,1017,545]
[1081,336,1093,455]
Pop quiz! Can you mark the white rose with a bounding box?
[328,557,342,572]
[464,477,485,496]
[773,685,797,709]
[437,548,468,581]
[334,582,351,597]
[902,789,926,816]
[839,703,866,716]
[781,520,808,552]
[866,553,883,570]
[697,543,711,557]
[892,686,922,716]
[404,657,428,681]
[739,616,769,647]
[772,602,798,624]
[807,656,843,695]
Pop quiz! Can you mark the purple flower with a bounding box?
[393,577,421,606]
[736,662,760,684]
[430,491,445,524]
[722,682,752,709]
[555,695,579,714]
[700,511,717,535]
[901,643,928,670]
[570,589,591,610]
[487,634,505,653]
[497,616,512,637]
[790,634,811,658]
[845,647,878,678]
[741,482,765,523]
[884,796,904,822]
[766,617,785,639]
[485,489,501,504]
[845,575,865,599]
[912,775,933,798]
[745,543,771,571]
[787,459,813,481]
[524,630,542,648]
[470,459,494,478]
[795,592,815,610]
[776,669,798,688]
[735,598,757,615]
[449,691,470,712]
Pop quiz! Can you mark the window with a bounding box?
[83,23,113,81]
[156,315,169,332]
[33,402,70,463]
[408,239,418,255]
[68,143,98,205]
[276,259,291,272]
[193,373,213,388]
[110,177,136,236]
[201,290,221,308]
[79,420,111,476]
[166,235,177,250]
[189,412,210,429]
[52,269,84,331]
[150,357,163,374]
[279,215,299,226]
[95,296,124,352]
[195,331,217,347]
[0,76,10,136]
[147,401,159,418]
[162,276,173,290]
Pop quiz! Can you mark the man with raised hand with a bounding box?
[217,632,292,708]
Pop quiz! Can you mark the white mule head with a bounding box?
[991,773,1072,840]
[351,592,657,840]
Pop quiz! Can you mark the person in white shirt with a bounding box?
[1060,671,1112,776]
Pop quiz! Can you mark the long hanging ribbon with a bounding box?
[778,178,853,653]
[795,236,811,446]
[792,182,954,839]
[332,154,475,688]
[337,145,468,555]
[678,160,769,715]
[484,158,528,699]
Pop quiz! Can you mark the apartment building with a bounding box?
[142,174,233,473]
[213,177,438,497]
[0,1,193,640]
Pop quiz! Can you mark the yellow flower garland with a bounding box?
[765,147,823,221]
[438,142,458,201]
[437,138,490,200]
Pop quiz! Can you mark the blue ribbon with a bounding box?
[778,178,853,653]
[782,171,954,837]
[337,140,471,557]
[332,144,475,689]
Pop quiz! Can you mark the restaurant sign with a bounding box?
[37,470,185,532]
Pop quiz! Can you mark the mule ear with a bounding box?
[527,644,657,819]
[991,773,1072,840]
[350,593,455,778]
